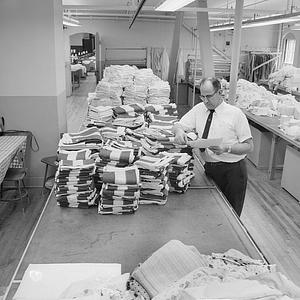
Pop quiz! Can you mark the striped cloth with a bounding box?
[99,146,135,164]
[57,149,91,161]
[102,165,140,185]
[59,159,95,170]
[112,104,145,116]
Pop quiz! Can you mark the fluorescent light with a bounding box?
[210,12,300,32]
[63,16,81,27]
[155,0,195,11]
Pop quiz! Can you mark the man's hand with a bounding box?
[174,130,188,145]
[208,145,228,155]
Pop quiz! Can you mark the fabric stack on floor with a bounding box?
[134,154,173,205]
[163,151,195,193]
[145,104,178,116]
[54,149,98,208]
[148,81,171,105]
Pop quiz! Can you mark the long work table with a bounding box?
[243,110,300,180]
[4,160,266,300]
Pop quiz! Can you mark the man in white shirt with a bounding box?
[173,77,253,216]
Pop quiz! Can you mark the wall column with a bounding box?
[196,0,215,78]
[228,0,244,104]
[0,0,67,186]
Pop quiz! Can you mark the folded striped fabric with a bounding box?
[58,140,101,151]
[100,126,126,140]
[148,121,173,130]
[99,146,135,164]
[149,114,178,123]
[98,206,135,215]
[59,159,95,170]
[113,104,145,116]
[102,165,140,185]
[61,127,102,144]
[101,199,138,207]
[161,152,193,166]
[57,149,91,161]
[103,183,141,191]
[134,155,173,171]
[112,115,145,129]
[101,188,140,198]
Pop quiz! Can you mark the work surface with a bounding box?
[6,163,264,299]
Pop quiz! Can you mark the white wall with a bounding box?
[66,19,195,57]
[65,18,279,63]
[212,25,279,56]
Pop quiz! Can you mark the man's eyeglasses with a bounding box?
[199,90,219,102]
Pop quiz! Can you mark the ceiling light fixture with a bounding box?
[210,11,300,31]
[155,0,195,12]
[63,16,81,27]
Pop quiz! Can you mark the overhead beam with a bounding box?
[179,7,281,14]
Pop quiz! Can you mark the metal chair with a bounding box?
[0,131,31,211]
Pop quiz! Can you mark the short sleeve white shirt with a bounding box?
[179,101,252,162]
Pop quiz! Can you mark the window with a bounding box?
[284,38,296,65]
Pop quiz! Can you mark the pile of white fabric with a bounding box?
[123,84,148,105]
[269,65,300,91]
[94,80,123,106]
[103,65,137,88]
[133,68,158,87]
[148,80,170,105]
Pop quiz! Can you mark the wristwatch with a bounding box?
[227,145,232,153]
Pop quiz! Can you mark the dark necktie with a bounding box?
[200,109,215,152]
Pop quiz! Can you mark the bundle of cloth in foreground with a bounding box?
[57,240,300,300]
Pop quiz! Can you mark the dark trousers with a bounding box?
[204,159,247,217]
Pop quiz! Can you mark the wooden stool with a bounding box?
[41,156,58,189]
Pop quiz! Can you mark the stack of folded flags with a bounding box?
[123,84,148,105]
[112,114,145,130]
[99,164,141,215]
[148,81,171,105]
[112,104,145,117]
[134,154,173,205]
[162,152,195,193]
[58,127,103,151]
[94,80,123,106]
[99,126,126,142]
[55,149,98,208]
[85,105,114,128]
[94,140,142,191]
[145,104,178,116]
[147,114,178,130]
